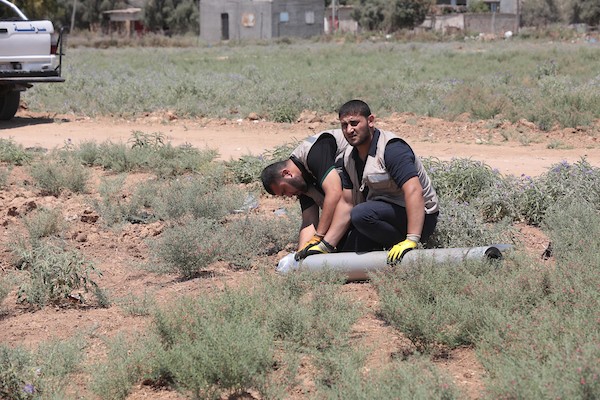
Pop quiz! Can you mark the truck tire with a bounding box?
[0,91,21,120]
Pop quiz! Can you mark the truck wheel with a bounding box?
[0,91,21,120]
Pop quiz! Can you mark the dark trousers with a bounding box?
[339,200,438,253]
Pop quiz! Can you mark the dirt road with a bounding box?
[1,111,599,176]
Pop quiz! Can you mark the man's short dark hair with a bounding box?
[338,99,371,119]
[260,160,287,195]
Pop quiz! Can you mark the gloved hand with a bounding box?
[295,235,323,261]
[387,239,418,265]
[295,239,335,260]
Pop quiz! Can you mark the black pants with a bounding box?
[339,200,438,253]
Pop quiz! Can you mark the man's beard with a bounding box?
[289,175,308,194]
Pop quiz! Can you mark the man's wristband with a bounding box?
[406,234,421,243]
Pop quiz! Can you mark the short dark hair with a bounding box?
[260,160,288,195]
[338,99,371,119]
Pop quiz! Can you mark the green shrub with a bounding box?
[0,166,11,188]
[89,334,161,400]
[216,213,298,269]
[116,290,156,316]
[14,241,101,308]
[148,218,221,279]
[93,175,151,226]
[151,288,275,399]
[89,135,218,177]
[28,158,89,196]
[0,138,32,165]
[148,177,247,222]
[0,337,84,400]
[423,157,501,203]
[321,357,460,400]
[427,198,514,249]
[22,208,64,241]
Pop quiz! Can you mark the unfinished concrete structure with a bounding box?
[200,0,324,43]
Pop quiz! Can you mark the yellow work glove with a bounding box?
[295,234,323,261]
[296,239,335,261]
[387,238,418,265]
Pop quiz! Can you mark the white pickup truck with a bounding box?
[0,0,64,120]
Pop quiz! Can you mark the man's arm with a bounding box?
[324,188,353,248]
[298,202,319,251]
[314,168,342,237]
[402,176,425,238]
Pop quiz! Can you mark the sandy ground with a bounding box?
[2,110,599,176]
[0,109,599,399]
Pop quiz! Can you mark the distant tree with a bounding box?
[14,0,59,19]
[570,0,600,26]
[467,0,490,13]
[521,0,562,26]
[352,0,431,32]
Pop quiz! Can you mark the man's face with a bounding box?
[270,174,307,197]
[340,113,373,148]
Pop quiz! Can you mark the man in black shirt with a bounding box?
[261,130,350,260]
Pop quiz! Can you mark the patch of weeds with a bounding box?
[22,207,65,241]
[546,140,572,149]
[543,198,600,266]
[12,240,102,308]
[216,213,298,269]
[0,166,11,188]
[0,336,85,399]
[427,198,514,249]
[149,177,247,222]
[117,290,156,317]
[90,134,219,177]
[226,141,300,185]
[28,157,89,196]
[0,138,32,165]
[423,157,502,203]
[148,218,221,279]
[150,287,275,399]
[89,333,162,400]
[320,356,460,399]
[93,175,150,227]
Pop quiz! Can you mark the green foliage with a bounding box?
[116,290,156,316]
[13,240,101,308]
[467,0,490,13]
[93,175,150,227]
[28,157,89,196]
[521,0,562,26]
[151,288,275,399]
[81,134,218,177]
[0,138,32,166]
[353,0,431,32]
[149,218,221,279]
[22,208,64,241]
[0,337,84,400]
[321,357,460,399]
[217,214,297,269]
[25,43,600,129]
[0,166,10,189]
[423,157,500,203]
[90,333,161,400]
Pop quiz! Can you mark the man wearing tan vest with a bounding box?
[301,99,440,264]
[261,129,350,260]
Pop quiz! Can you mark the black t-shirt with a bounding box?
[292,133,338,211]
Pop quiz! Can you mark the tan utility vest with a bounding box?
[290,129,349,208]
[344,129,439,214]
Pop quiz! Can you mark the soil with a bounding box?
[0,109,599,399]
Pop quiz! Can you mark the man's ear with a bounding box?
[281,168,292,178]
[367,114,375,128]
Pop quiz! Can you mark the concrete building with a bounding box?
[103,8,144,36]
[324,5,358,34]
[200,0,324,43]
